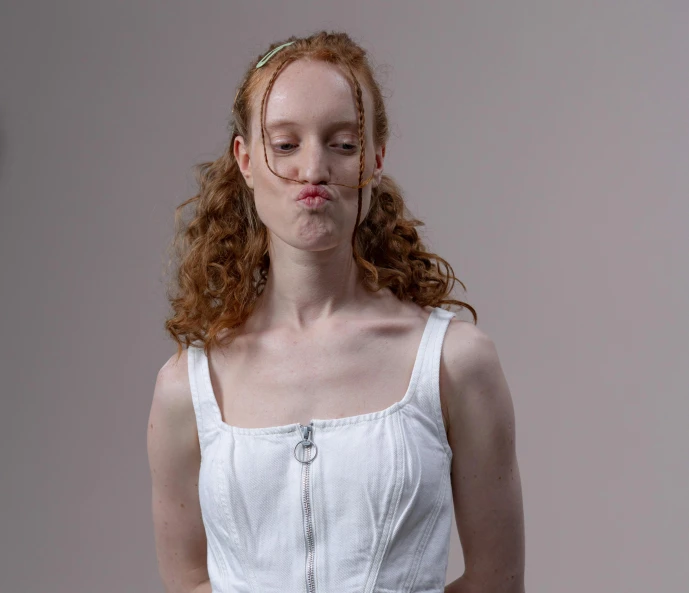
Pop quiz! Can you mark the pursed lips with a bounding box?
[296,185,332,201]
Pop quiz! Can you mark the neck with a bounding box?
[252,237,366,331]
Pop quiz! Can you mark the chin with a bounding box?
[267,220,352,253]
[289,230,346,252]
[291,221,343,248]
[295,238,341,252]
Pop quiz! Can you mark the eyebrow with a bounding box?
[264,118,359,133]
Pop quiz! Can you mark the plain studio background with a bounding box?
[1,1,687,592]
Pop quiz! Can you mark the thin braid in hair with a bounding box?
[342,61,366,260]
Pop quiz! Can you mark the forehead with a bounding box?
[253,59,371,132]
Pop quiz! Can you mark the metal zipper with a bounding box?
[294,421,318,593]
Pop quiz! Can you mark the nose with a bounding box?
[298,141,330,186]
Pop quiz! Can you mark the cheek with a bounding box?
[252,190,285,230]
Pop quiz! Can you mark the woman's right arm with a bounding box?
[147,352,211,593]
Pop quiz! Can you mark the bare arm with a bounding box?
[441,322,526,593]
[147,352,211,593]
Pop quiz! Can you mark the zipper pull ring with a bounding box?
[294,422,318,464]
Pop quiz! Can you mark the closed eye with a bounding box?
[272,143,358,153]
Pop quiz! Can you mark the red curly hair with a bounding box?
[163,30,476,360]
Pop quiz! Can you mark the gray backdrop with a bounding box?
[1,1,687,592]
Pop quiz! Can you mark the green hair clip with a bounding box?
[232,41,295,115]
[255,41,295,69]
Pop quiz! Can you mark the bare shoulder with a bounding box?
[439,318,513,437]
[442,318,499,383]
[149,349,198,448]
[155,349,192,409]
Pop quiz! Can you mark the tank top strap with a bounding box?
[410,306,456,458]
[187,344,223,449]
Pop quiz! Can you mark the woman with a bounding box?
[148,31,525,593]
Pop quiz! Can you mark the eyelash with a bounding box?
[273,143,358,153]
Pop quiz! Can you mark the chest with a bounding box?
[207,319,431,430]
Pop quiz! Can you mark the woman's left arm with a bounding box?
[440,321,526,593]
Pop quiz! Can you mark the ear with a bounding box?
[233,135,254,190]
[372,143,386,188]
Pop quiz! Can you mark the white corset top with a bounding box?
[187,306,456,593]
